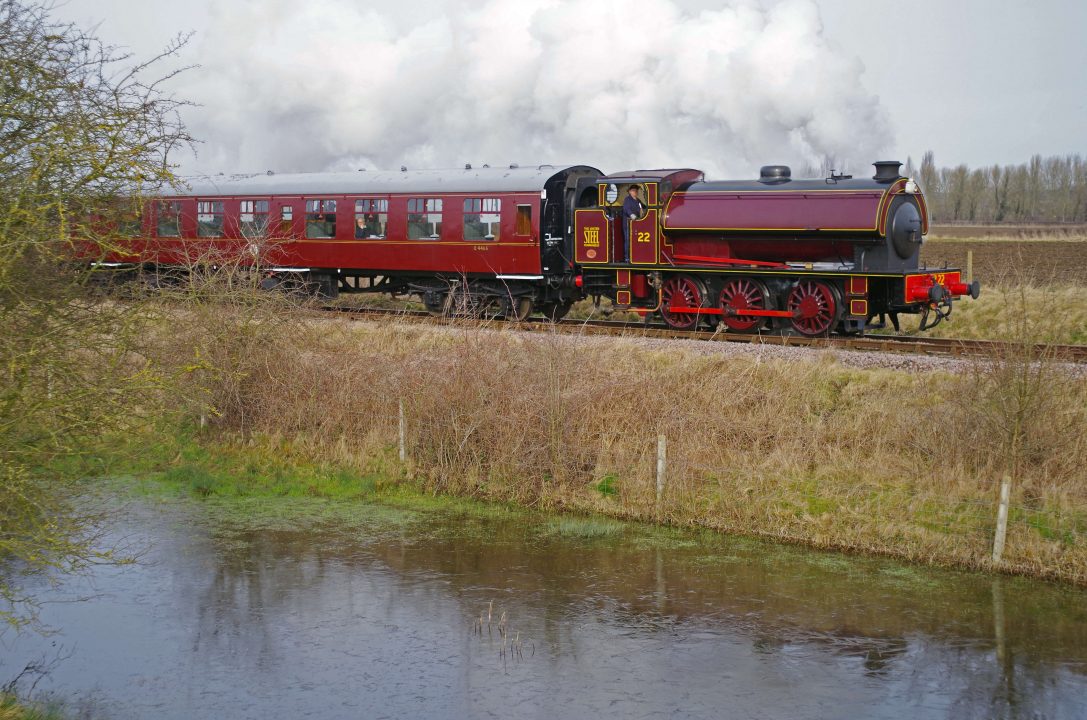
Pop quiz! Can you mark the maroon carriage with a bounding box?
[106,164,600,319]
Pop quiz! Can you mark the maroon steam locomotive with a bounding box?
[100,160,979,335]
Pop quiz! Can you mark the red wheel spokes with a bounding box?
[661,276,702,330]
[719,278,765,332]
[787,280,837,336]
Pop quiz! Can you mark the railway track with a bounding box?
[320,304,1087,363]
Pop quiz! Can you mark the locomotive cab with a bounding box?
[574,169,703,266]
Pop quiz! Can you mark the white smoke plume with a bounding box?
[180,0,891,178]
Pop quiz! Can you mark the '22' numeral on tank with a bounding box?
[636,231,651,243]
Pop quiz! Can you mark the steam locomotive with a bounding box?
[102,160,979,335]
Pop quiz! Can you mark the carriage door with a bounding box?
[629,182,659,265]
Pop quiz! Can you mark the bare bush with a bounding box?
[0,0,193,629]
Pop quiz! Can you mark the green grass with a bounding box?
[160,454,378,500]
[542,516,625,539]
[105,427,530,530]
[106,426,383,501]
[1011,507,1086,545]
[0,694,66,720]
[595,474,618,497]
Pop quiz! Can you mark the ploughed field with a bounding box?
[902,226,1086,342]
[928,224,1087,240]
[923,227,1087,286]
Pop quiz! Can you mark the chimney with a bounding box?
[873,161,903,182]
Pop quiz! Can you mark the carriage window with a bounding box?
[305,199,337,239]
[157,200,182,237]
[515,205,532,236]
[118,206,142,237]
[240,199,270,238]
[197,201,225,238]
[354,199,388,239]
[407,198,442,240]
[463,198,500,241]
[282,205,293,221]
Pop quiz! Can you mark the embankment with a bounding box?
[127,301,1087,585]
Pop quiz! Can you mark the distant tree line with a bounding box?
[904,153,1087,224]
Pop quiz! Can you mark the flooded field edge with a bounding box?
[102,430,1087,591]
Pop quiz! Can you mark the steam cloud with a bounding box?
[181,0,891,178]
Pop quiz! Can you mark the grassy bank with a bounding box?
[124,300,1087,585]
[0,695,63,720]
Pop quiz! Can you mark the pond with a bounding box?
[3,490,1086,719]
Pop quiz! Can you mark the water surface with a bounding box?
[3,491,1086,719]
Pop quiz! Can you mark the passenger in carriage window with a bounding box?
[365,213,382,237]
[355,216,368,239]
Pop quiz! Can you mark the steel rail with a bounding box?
[319,304,1087,363]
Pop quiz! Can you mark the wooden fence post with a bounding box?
[966,249,974,283]
[992,475,1011,564]
[656,434,666,506]
[398,399,406,463]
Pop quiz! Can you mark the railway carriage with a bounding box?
[109,164,600,319]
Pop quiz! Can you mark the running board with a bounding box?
[671,254,788,269]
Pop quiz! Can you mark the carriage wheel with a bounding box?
[660,275,704,330]
[506,297,534,322]
[719,277,769,332]
[539,301,572,322]
[787,280,840,336]
[423,291,448,316]
[441,287,473,317]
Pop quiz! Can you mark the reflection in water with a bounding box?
[3,497,1087,720]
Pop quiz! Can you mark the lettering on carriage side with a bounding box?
[583,226,600,247]
[636,231,651,243]
[472,245,491,252]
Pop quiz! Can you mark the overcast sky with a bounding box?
[53,0,1087,176]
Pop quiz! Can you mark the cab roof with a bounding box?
[600,169,704,182]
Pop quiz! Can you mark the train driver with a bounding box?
[621,184,645,262]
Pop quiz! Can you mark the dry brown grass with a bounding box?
[143,296,1087,584]
[896,239,1087,342]
[890,282,1087,344]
